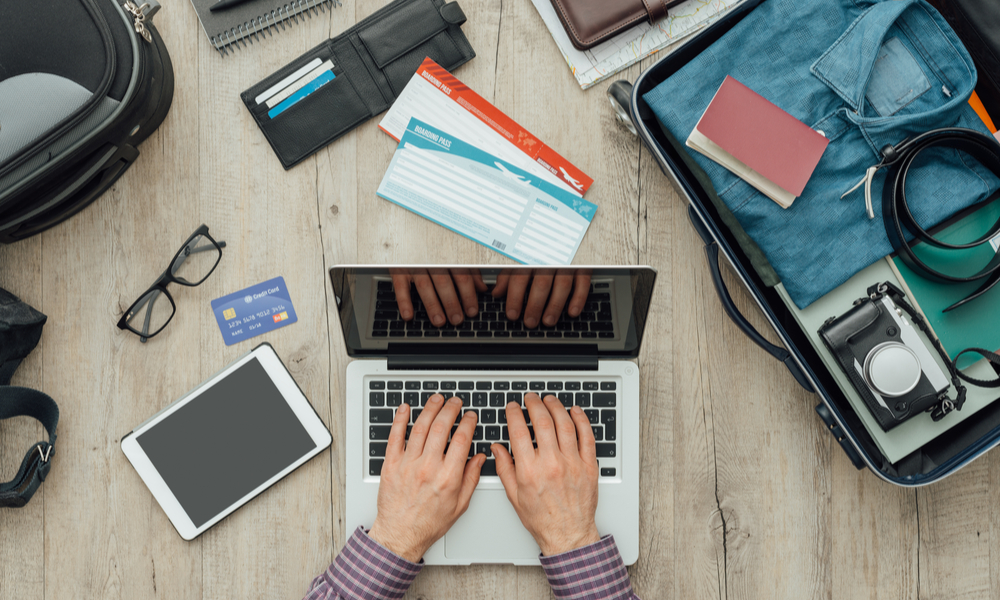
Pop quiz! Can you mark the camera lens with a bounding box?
[863,342,922,398]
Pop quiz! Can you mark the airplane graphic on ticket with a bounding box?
[376,119,597,265]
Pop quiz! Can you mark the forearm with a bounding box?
[303,527,422,600]
[540,535,640,600]
[303,529,639,600]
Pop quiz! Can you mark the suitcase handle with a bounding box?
[0,144,137,243]
[815,402,866,470]
[687,206,813,392]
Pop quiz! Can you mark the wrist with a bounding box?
[537,525,602,556]
[367,522,427,563]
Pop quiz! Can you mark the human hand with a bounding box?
[492,269,592,329]
[492,393,601,556]
[391,268,487,326]
[368,395,486,562]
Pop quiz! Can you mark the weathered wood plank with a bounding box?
[633,112,681,600]
[916,460,992,599]
[636,119,721,600]
[314,0,361,564]
[830,460,917,600]
[194,3,337,599]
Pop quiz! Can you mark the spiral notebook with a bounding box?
[189,0,342,56]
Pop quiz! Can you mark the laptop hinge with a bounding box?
[387,354,599,371]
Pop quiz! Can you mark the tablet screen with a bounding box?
[137,357,317,527]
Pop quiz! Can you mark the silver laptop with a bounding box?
[331,265,656,565]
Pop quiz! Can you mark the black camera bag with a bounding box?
[0,287,58,508]
[0,0,174,244]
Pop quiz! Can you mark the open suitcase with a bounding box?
[610,0,1000,486]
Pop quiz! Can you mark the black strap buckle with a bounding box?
[37,442,53,464]
[35,443,53,483]
[1,387,59,507]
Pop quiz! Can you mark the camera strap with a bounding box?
[867,282,1000,422]
[875,128,1000,312]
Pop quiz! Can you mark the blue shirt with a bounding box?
[644,0,999,308]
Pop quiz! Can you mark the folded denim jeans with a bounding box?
[644,0,999,308]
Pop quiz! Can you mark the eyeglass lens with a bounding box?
[171,233,221,285]
[125,288,175,338]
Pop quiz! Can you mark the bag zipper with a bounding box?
[123,1,153,43]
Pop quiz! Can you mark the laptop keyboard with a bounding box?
[370,280,617,339]
[367,377,621,479]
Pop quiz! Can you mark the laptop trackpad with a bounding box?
[445,490,540,562]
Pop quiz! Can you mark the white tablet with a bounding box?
[121,343,331,540]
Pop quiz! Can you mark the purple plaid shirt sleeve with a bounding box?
[303,527,422,600]
[539,535,640,600]
[303,528,638,600]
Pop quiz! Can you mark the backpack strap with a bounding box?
[0,386,58,508]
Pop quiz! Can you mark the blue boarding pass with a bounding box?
[376,119,598,265]
[211,276,298,346]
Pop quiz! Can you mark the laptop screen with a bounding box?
[329,266,656,359]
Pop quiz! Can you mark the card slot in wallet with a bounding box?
[257,73,371,166]
[246,45,337,112]
[241,0,474,170]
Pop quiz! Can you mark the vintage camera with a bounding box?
[819,286,951,431]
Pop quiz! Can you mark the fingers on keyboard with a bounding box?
[368,379,618,476]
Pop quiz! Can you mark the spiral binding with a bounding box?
[210,0,342,56]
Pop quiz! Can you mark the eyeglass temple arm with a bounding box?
[138,288,162,343]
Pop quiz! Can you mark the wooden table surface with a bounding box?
[2,1,998,599]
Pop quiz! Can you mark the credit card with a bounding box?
[267,70,336,119]
[266,60,334,109]
[211,276,298,346]
[255,57,322,105]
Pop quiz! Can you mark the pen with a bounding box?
[210,0,253,12]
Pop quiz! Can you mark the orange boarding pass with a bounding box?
[379,58,593,197]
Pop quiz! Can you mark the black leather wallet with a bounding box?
[241,0,474,170]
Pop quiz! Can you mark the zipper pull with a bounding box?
[124,1,152,43]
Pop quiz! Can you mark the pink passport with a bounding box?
[697,76,828,197]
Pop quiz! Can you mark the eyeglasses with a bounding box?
[117,224,226,342]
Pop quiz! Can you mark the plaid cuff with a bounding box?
[539,535,638,600]
[304,527,422,600]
